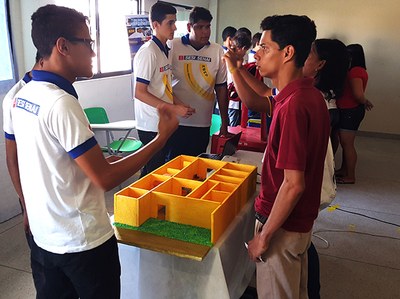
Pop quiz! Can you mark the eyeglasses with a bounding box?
[66,37,95,51]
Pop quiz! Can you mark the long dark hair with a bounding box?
[347,43,366,69]
[314,38,349,99]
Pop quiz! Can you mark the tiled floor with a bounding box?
[0,136,399,298]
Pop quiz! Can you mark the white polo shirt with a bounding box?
[170,35,227,127]
[4,70,114,254]
[134,36,173,132]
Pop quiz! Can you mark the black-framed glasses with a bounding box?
[66,37,95,51]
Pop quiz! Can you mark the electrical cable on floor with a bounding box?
[335,207,400,227]
[312,205,400,249]
[311,232,330,249]
[312,229,400,250]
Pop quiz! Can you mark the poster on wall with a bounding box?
[125,14,152,63]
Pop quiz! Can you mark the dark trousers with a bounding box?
[31,236,120,299]
[167,125,210,159]
[228,108,241,127]
[308,242,321,299]
[138,130,170,177]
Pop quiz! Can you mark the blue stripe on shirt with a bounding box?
[68,136,98,159]
[4,132,15,140]
[136,77,150,85]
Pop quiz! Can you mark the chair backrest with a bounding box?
[84,107,110,124]
[210,114,222,136]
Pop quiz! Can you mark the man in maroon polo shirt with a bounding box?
[224,15,330,298]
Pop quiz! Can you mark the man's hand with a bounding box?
[173,103,196,118]
[365,99,374,111]
[247,233,269,263]
[157,103,179,142]
[223,38,244,71]
[219,127,233,138]
[23,210,30,234]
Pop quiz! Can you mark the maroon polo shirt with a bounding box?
[255,77,330,232]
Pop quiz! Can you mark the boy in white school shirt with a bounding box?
[134,2,194,177]
[168,6,230,158]
[3,4,178,298]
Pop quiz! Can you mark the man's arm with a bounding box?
[223,51,271,114]
[247,169,305,262]
[135,82,194,118]
[5,139,29,232]
[74,104,178,191]
[215,84,229,135]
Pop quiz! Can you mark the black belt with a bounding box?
[255,212,267,224]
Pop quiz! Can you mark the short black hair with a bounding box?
[347,44,366,69]
[149,2,176,24]
[222,26,237,41]
[35,51,42,63]
[189,6,213,24]
[31,5,88,59]
[252,32,262,48]
[260,15,316,68]
[231,32,252,50]
[237,27,252,39]
[314,39,349,99]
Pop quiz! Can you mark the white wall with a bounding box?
[217,0,400,135]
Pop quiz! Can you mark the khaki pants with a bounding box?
[255,220,311,299]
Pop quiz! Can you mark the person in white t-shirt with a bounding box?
[3,4,178,298]
[168,6,230,158]
[134,2,194,177]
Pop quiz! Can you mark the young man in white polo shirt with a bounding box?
[134,2,194,177]
[3,4,178,298]
[168,6,229,158]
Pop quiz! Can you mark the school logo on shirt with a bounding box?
[184,63,215,101]
[178,55,211,62]
[159,64,172,72]
[14,98,40,115]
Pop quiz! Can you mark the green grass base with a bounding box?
[114,218,213,247]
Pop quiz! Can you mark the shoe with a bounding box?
[336,177,355,184]
[335,174,343,180]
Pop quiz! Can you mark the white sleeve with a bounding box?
[133,45,156,83]
[2,80,26,136]
[216,46,227,85]
[48,95,94,152]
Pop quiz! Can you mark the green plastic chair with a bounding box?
[84,107,142,155]
[210,114,222,136]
